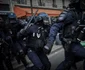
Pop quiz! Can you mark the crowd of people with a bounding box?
[0,11,53,70]
[1,0,85,70]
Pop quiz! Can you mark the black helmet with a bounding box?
[38,12,48,17]
[8,12,17,23]
[69,0,80,8]
[8,12,16,19]
[6,12,17,29]
[37,12,50,25]
[70,0,79,4]
[69,0,85,10]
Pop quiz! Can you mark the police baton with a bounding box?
[20,9,39,34]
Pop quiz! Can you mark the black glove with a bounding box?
[17,29,25,39]
[43,45,52,54]
[17,32,21,39]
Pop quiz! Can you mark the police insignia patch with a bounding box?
[37,33,41,38]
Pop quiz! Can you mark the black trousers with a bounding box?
[26,48,51,70]
[56,42,85,70]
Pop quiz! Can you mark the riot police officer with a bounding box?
[0,12,14,70]
[18,13,51,70]
[6,12,28,68]
[0,16,7,70]
[43,0,85,70]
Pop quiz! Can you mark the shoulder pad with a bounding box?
[57,11,68,23]
[57,9,74,23]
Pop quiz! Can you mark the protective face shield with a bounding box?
[9,18,17,24]
[43,16,50,25]
[8,18,17,29]
[38,13,50,25]
[8,12,17,23]
[7,13,17,28]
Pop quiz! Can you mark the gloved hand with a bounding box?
[17,31,23,39]
[17,29,25,39]
[43,44,52,54]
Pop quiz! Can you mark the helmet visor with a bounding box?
[43,17,49,25]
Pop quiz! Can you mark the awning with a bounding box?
[14,6,27,18]
[14,6,62,17]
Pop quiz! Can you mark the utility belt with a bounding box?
[62,38,72,44]
[60,37,72,51]
[60,33,79,51]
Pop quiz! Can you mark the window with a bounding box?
[38,0,45,6]
[52,0,57,8]
[17,0,27,4]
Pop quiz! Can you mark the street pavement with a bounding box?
[13,44,84,70]
[49,45,64,70]
[49,45,84,70]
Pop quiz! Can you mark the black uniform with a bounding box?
[7,12,28,67]
[0,12,13,70]
[44,0,85,70]
[18,13,51,70]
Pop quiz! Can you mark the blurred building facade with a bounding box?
[0,0,70,17]
[13,0,69,9]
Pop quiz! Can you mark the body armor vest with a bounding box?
[61,9,82,44]
[27,25,48,51]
